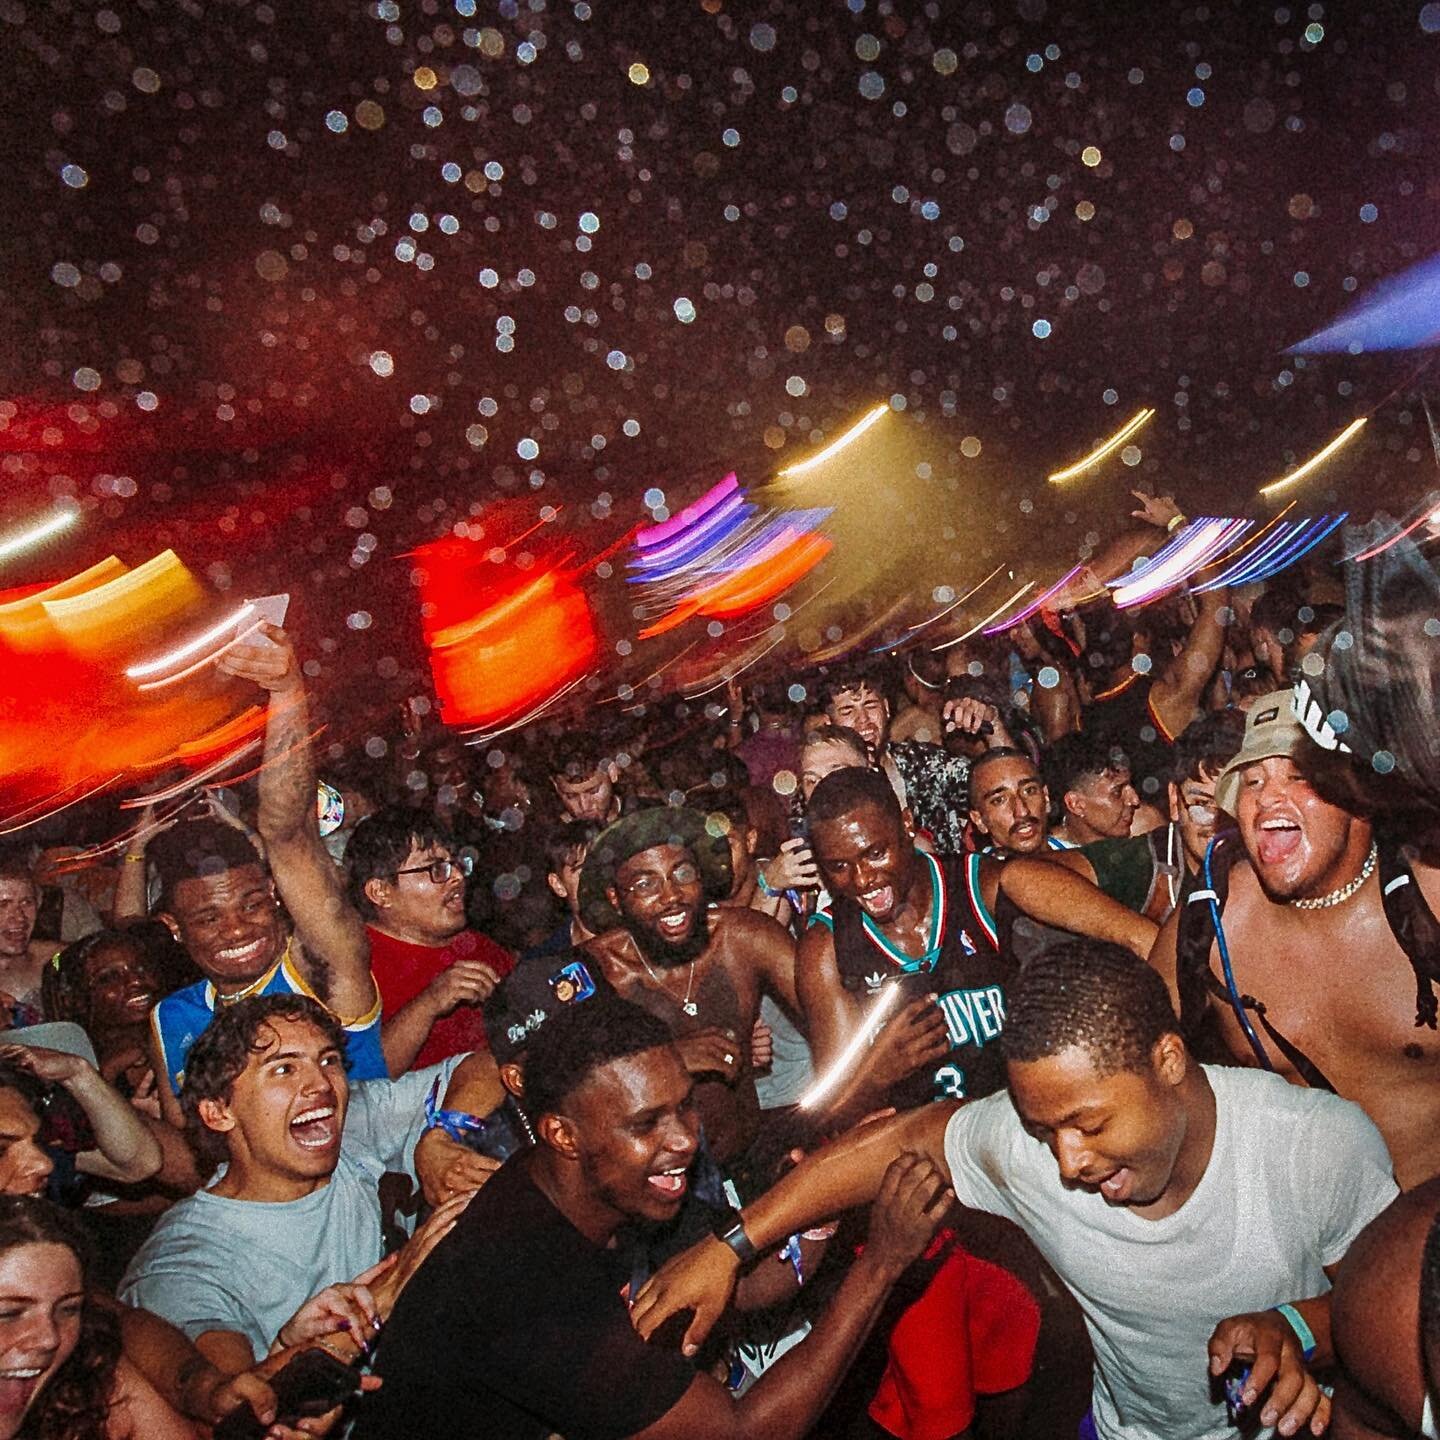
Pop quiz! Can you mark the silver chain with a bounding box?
[1289,842,1378,911]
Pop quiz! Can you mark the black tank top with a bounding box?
[823,852,1018,1108]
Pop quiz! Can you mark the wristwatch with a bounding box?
[713,1215,758,1265]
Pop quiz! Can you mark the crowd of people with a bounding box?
[0,492,1436,1440]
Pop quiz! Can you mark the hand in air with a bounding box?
[1208,1309,1329,1437]
[1131,490,1181,530]
[218,623,300,694]
[764,838,819,892]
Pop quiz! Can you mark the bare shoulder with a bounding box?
[713,904,793,951]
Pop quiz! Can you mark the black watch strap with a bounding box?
[716,1217,758,1265]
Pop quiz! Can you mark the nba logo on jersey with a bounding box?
[959,928,977,956]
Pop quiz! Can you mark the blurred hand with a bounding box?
[0,1043,87,1086]
[861,1151,953,1280]
[764,838,819,892]
[1131,490,1181,530]
[372,1192,474,1316]
[415,1128,502,1206]
[217,623,300,693]
[424,960,501,1017]
[853,996,951,1097]
[749,1019,773,1072]
[275,1278,381,1352]
[674,1027,742,1083]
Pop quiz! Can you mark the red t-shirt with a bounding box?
[366,926,515,1070]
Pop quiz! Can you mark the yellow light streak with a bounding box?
[1258,418,1367,498]
[1048,408,1155,484]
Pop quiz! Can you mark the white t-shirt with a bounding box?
[944,1065,1398,1440]
[120,1058,459,1360]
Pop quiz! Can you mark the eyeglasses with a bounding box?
[395,855,474,885]
[622,861,699,899]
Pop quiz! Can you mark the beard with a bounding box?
[628,906,710,971]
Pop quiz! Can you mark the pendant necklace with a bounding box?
[636,948,699,1016]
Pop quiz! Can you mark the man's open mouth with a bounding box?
[1255,816,1302,866]
[213,938,270,968]
[646,1166,688,1199]
[656,910,692,940]
[289,1104,339,1149]
[859,884,894,916]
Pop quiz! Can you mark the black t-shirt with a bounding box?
[351,1155,697,1440]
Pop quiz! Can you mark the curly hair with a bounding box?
[0,1197,120,1440]
[1001,939,1182,1078]
[180,994,348,1171]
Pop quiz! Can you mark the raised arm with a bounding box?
[0,1045,161,1185]
[219,625,376,1021]
[994,856,1158,959]
[1152,585,1230,734]
[630,1101,955,1353]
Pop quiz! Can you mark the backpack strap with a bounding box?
[1377,840,1440,1031]
[1176,833,1337,1091]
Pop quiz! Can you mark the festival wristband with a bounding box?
[423,1076,487,1145]
[1166,512,1187,534]
[756,869,779,899]
[1271,1303,1317,1363]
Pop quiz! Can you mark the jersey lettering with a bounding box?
[936,984,1007,1047]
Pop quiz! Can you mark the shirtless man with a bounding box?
[798,767,1157,1122]
[1151,690,1440,1188]
[0,852,51,1015]
[1328,1177,1440,1438]
[577,807,800,1165]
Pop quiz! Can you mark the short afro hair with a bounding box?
[181,994,347,1170]
[345,808,456,919]
[151,820,266,914]
[521,993,675,1123]
[807,765,901,828]
[1169,709,1246,788]
[1001,939,1182,1077]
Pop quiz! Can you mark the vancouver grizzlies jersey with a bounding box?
[819,851,1017,1108]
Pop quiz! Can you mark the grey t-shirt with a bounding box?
[944,1065,1397,1440]
[120,1058,460,1360]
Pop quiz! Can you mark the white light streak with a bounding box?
[1259,417,1367,498]
[0,506,78,564]
[126,603,256,679]
[799,981,904,1112]
[776,403,888,478]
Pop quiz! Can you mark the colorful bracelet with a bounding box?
[1165,512,1187,534]
[1271,1303,1317,1363]
[755,869,779,899]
